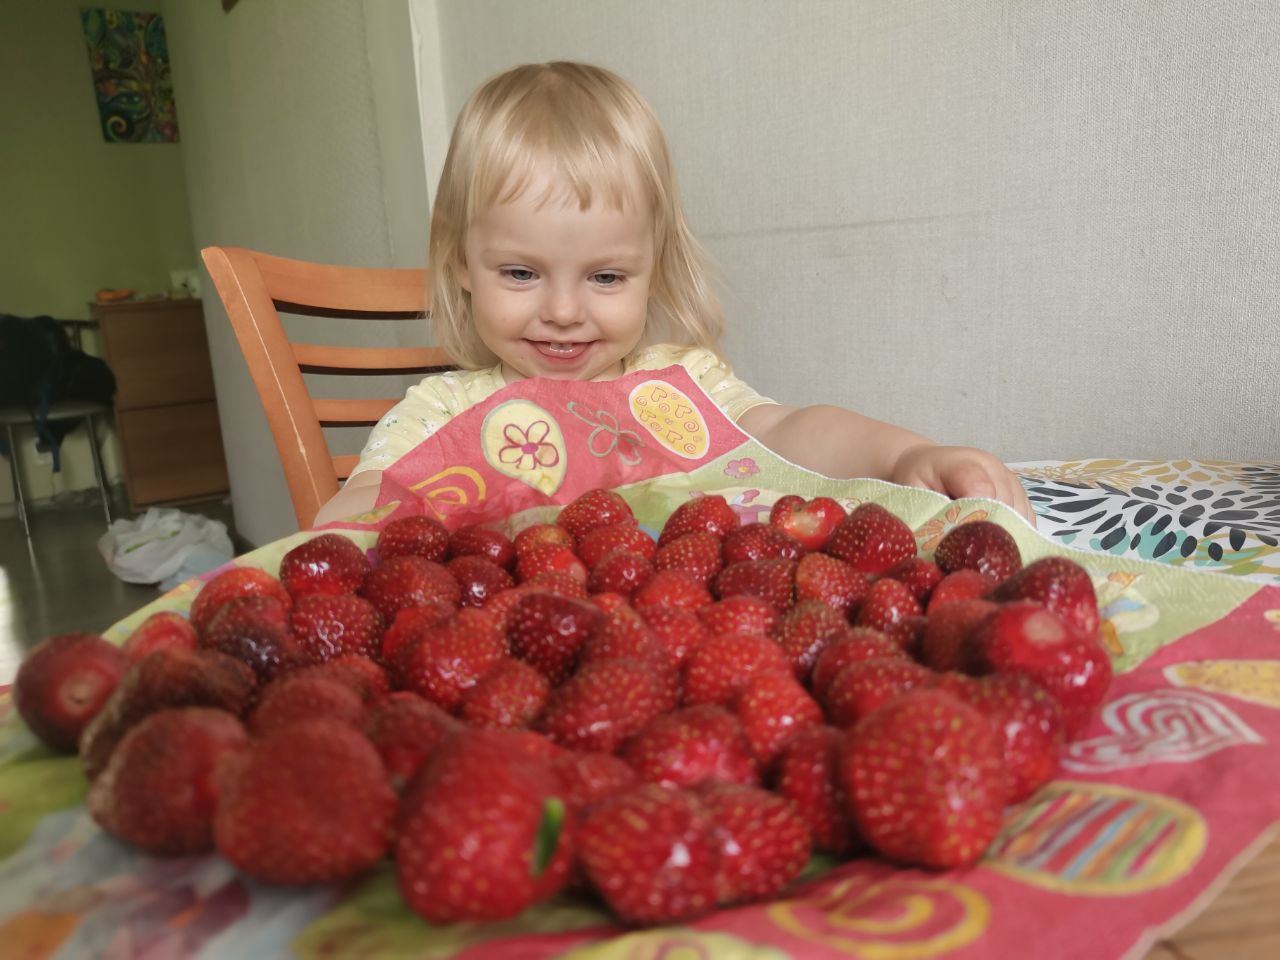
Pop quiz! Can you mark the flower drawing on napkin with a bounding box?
[498,420,560,471]
[725,457,760,480]
[566,401,644,466]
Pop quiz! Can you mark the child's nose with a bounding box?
[542,285,583,326]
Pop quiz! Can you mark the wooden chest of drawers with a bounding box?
[92,298,229,509]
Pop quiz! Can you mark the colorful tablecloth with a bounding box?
[1,366,1277,960]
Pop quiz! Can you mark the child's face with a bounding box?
[460,173,654,382]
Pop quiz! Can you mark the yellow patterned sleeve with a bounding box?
[628,345,777,422]
[348,367,505,478]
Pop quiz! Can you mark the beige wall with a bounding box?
[415,0,1280,462]
[0,0,193,512]
[163,0,429,546]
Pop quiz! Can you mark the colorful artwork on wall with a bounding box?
[80,8,180,143]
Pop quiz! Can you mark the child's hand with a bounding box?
[890,444,1036,525]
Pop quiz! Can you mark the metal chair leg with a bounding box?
[5,423,30,539]
[84,413,112,525]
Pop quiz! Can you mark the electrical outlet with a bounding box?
[28,437,52,468]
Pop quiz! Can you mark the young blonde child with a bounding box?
[315,61,1033,527]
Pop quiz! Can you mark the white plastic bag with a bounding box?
[97,508,234,587]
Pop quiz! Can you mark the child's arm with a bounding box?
[312,470,384,527]
[737,403,1035,523]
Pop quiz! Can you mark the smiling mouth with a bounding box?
[531,341,591,360]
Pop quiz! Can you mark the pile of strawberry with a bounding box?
[13,489,1112,927]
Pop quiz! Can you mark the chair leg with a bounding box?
[5,423,30,539]
[85,413,112,525]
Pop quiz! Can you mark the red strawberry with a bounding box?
[919,598,997,672]
[15,633,127,752]
[379,601,455,664]
[396,734,574,922]
[507,592,603,684]
[825,503,917,574]
[513,523,576,558]
[775,601,852,682]
[539,658,665,753]
[654,531,724,584]
[971,600,1112,737]
[713,558,797,613]
[447,524,515,570]
[363,691,460,790]
[447,554,515,607]
[395,608,507,711]
[733,669,823,765]
[794,552,872,615]
[558,488,634,540]
[190,567,292,639]
[587,550,654,597]
[927,568,998,612]
[933,519,1022,582]
[772,725,857,855]
[632,568,713,613]
[580,613,679,710]
[516,544,589,585]
[249,674,367,735]
[769,495,845,551]
[79,648,257,781]
[722,523,803,565]
[840,689,1006,867]
[299,655,389,703]
[696,780,811,905]
[360,555,462,622]
[376,514,449,562]
[579,784,718,924]
[934,671,1064,802]
[853,577,923,636]
[810,628,905,701]
[658,494,740,547]
[823,657,934,727]
[289,593,382,662]
[698,595,780,640]
[215,719,396,884]
[458,659,551,729]
[121,612,197,663]
[621,704,759,788]
[87,706,248,855]
[481,583,538,635]
[880,557,942,604]
[639,605,709,668]
[551,751,638,816]
[683,632,791,708]
[991,556,1101,641]
[577,521,656,568]
[589,591,631,614]
[200,595,306,681]
[884,614,928,658]
[523,569,591,598]
[279,532,370,598]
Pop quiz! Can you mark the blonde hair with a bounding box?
[428,61,724,369]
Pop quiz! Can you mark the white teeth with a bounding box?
[545,342,578,353]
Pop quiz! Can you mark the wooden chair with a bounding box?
[200,246,452,530]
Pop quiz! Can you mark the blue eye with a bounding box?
[593,272,624,286]
[502,268,535,282]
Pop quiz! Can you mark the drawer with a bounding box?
[97,301,216,410]
[116,401,229,506]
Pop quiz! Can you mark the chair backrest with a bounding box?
[200,246,452,529]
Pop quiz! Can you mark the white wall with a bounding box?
[164,0,430,546]
[414,0,1280,462]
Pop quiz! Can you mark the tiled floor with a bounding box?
[0,490,239,685]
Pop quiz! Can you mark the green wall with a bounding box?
[0,0,196,319]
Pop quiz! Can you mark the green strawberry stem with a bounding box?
[533,796,565,877]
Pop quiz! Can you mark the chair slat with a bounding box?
[292,343,450,372]
[313,398,400,424]
[252,250,427,314]
[333,455,359,480]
